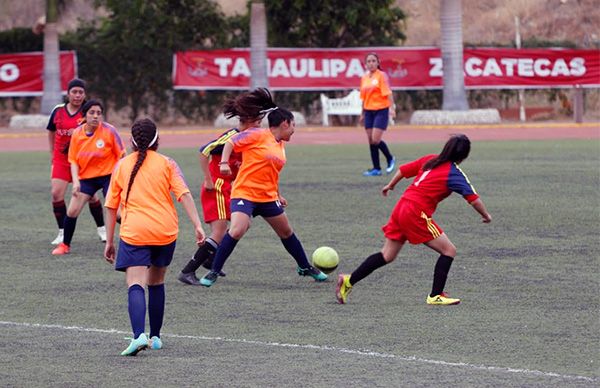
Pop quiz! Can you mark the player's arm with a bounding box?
[70,162,80,196]
[103,206,118,264]
[46,108,57,156]
[382,168,405,196]
[48,132,55,155]
[179,192,206,245]
[469,198,492,223]
[199,152,213,190]
[218,141,234,176]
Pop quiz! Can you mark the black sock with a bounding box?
[63,216,77,246]
[88,199,104,227]
[349,252,388,286]
[430,255,454,297]
[181,238,218,273]
[378,141,393,164]
[52,200,66,229]
[369,144,381,170]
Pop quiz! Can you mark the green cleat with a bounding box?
[149,336,162,350]
[297,266,328,282]
[120,333,148,356]
[200,271,219,287]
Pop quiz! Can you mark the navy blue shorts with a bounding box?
[364,108,389,130]
[80,174,111,197]
[230,198,285,218]
[115,239,177,272]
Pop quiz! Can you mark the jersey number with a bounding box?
[413,170,431,187]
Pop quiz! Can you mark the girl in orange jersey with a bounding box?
[360,52,396,177]
[104,119,206,356]
[178,92,266,285]
[52,100,125,255]
[199,88,327,287]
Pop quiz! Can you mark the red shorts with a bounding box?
[200,178,232,223]
[382,199,444,244]
[50,154,72,182]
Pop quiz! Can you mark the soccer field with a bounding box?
[0,140,598,387]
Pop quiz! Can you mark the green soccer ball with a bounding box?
[311,246,339,274]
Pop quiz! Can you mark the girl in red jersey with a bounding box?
[178,92,267,285]
[104,119,205,356]
[46,79,107,245]
[199,88,327,287]
[360,52,396,177]
[336,134,492,305]
[52,100,125,255]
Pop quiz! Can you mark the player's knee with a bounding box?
[443,244,457,257]
[50,189,63,202]
[228,225,247,240]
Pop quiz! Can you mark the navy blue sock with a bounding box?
[281,233,311,269]
[127,284,146,339]
[211,232,238,272]
[378,141,393,164]
[88,199,104,227]
[52,200,66,228]
[148,284,165,339]
[63,216,77,246]
[369,144,381,170]
[349,252,388,285]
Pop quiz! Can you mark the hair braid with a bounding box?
[125,119,158,204]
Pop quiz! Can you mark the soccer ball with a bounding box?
[311,246,339,274]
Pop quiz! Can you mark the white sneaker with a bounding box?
[51,229,64,245]
[97,226,107,242]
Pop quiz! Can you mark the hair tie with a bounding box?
[259,106,278,114]
[131,130,158,148]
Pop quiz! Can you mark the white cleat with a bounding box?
[97,226,107,242]
[51,229,64,245]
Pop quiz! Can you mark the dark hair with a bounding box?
[67,78,86,91]
[223,88,277,123]
[423,134,471,171]
[125,118,159,204]
[267,108,294,127]
[81,99,103,117]
[365,52,382,70]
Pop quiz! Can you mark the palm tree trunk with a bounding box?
[40,0,62,114]
[250,1,268,89]
[440,0,469,110]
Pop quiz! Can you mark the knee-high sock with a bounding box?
[52,200,66,229]
[63,216,77,246]
[281,233,311,269]
[182,238,218,273]
[148,284,165,339]
[349,252,388,285]
[127,284,146,339]
[378,140,393,164]
[88,199,104,227]
[369,144,381,170]
[211,232,238,272]
[431,255,454,297]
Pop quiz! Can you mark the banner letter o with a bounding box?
[0,63,20,82]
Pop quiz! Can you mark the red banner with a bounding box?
[173,47,600,90]
[0,51,77,97]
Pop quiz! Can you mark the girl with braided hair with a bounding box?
[104,118,206,356]
[199,88,328,287]
[178,89,273,285]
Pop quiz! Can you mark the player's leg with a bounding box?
[372,108,395,174]
[121,265,150,355]
[178,220,222,285]
[147,241,174,350]
[50,178,69,244]
[424,233,460,305]
[363,123,382,176]
[88,194,106,239]
[51,191,90,254]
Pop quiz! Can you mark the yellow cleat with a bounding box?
[427,292,460,305]
[335,274,352,304]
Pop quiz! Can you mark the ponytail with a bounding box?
[423,134,471,171]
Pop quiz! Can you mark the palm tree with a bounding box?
[40,0,63,115]
[250,1,268,89]
[440,0,468,110]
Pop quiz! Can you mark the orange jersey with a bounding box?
[68,122,125,179]
[105,151,191,245]
[229,128,286,202]
[360,69,392,110]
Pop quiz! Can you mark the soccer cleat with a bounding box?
[97,226,107,242]
[426,292,461,306]
[335,274,352,304]
[120,333,149,356]
[386,157,396,174]
[52,242,70,255]
[177,271,201,286]
[297,266,328,282]
[362,168,382,177]
[51,229,64,245]
[200,271,219,287]
[149,336,163,350]
[201,259,226,277]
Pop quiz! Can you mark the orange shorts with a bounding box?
[382,199,444,244]
[51,155,72,182]
[200,178,232,223]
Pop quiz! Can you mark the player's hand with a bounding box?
[72,183,81,196]
[195,225,206,245]
[279,196,288,207]
[381,184,394,196]
[104,243,115,264]
[204,178,214,191]
[219,164,232,176]
[482,213,492,223]
[359,114,364,126]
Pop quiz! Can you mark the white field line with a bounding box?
[0,320,595,383]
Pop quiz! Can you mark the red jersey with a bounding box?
[200,128,243,182]
[46,103,84,159]
[399,155,480,216]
